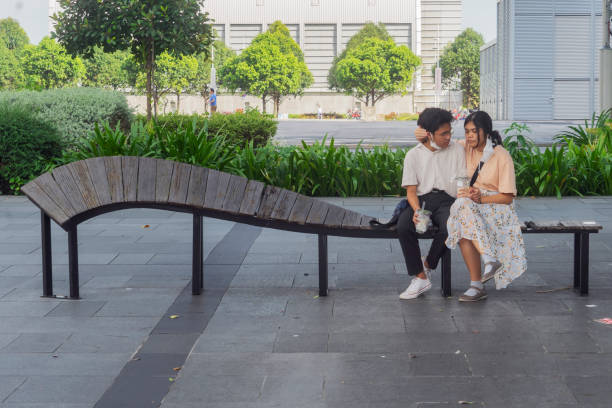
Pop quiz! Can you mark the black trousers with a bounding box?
[397,191,455,276]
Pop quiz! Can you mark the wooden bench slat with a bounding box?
[51,166,88,213]
[288,195,314,224]
[168,162,192,205]
[323,205,346,228]
[257,186,284,219]
[270,190,298,221]
[360,215,375,227]
[212,171,232,210]
[68,161,100,209]
[238,180,266,215]
[33,173,77,218]
[155,159,174,203]
[104,157,124,203]
[85,158,112,206]
[306,200,330,225]
[222,174,249,213]
[121,157,139,202]
[21,182,70,225]
[203,169,221,209]
[341,210,363,228]
[186,166,208,207]
[137,157,157,202]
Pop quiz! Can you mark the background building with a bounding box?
[48,0,463,115]
[205,0,462,114]
[482,0,603,121]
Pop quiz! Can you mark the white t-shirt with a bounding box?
[401,141,466,198]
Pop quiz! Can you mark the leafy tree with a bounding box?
[0,18,29,51]
[0,43,24,89]
[52,0,213,119]
[192,40,235,111]
[328,22,392,92]
[82,48,131,90]
[437,28,484,109]
[20,37,85,90]
[331,38,420,107]
[136,51,198,113]
[219,22,312,115]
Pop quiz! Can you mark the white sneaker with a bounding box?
[399,276,432,300]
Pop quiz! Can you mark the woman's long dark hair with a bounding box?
[464,111,503,147]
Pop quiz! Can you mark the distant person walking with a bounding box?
[317,105,323,120]
[208,88,217,113]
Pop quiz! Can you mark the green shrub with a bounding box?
[0,88,132,146]
[232,137,407,196]
[554,109,612,149]
[0,104,64,194]
[54,119,238,173]
[147,109,277,148]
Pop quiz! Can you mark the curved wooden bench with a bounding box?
[22,156,439,299]
[22,157,602,299]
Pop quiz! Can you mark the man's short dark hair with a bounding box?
[417,108,454,134]
[210,88,215,93]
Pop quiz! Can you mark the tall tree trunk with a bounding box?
[371,91,376,107]
[146,39,156,120]
[262,95,267,113]
[274,94,280,117]
[176,93,181,113]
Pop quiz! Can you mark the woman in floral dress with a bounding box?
[446,111,527,301]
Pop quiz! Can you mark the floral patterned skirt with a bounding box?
[445,196,527,290]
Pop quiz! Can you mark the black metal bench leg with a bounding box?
[318,234,328,297]
[573,233,581,290]
[192,214,203,295]
[68,226,79,299]
[441,247,451,297]
[580,232,589,296]
[41,212,53,297]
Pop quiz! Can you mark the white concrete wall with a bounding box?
[126,93,416,116]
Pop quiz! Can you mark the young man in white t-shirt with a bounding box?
[398,108,466,299]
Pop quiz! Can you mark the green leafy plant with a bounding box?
[0,88,133,146]
[554,109,612,148]
[0,104,64,194]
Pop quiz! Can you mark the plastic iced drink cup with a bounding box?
[456,176,470,195]
[415,209,432,233]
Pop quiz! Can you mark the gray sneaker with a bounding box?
[458,286,487,302]
[481,261,502,283]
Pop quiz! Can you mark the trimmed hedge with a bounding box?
[0,104,64,194]
[0,88,132,145]
[144,109,277,148]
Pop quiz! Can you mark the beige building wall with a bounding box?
[127,93,415,116]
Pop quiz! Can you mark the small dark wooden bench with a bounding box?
[22,157,601,299]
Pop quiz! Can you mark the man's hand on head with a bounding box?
[415,126,428,143]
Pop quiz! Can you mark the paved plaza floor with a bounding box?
[0,195,611,407]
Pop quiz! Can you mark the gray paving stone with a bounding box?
[0,265,41,278]
[479,375,577,406]
[565,375,612,406]
[0,335,19,350]
[163,374,264,404]
[539,331,601,353]
[95,298,177,317]
[0,301,60,317]
[56,332,143,353]
[45,301,106,317]
[1,333,70,353]
[0,376,27,402]
[110,253,155,265]
[0,353,129,376]
[467,352,558,376]
[5,376,114,404]
[273,332,328,353]
[81,276,132,289]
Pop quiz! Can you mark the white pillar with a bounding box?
[600,0,612,112]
